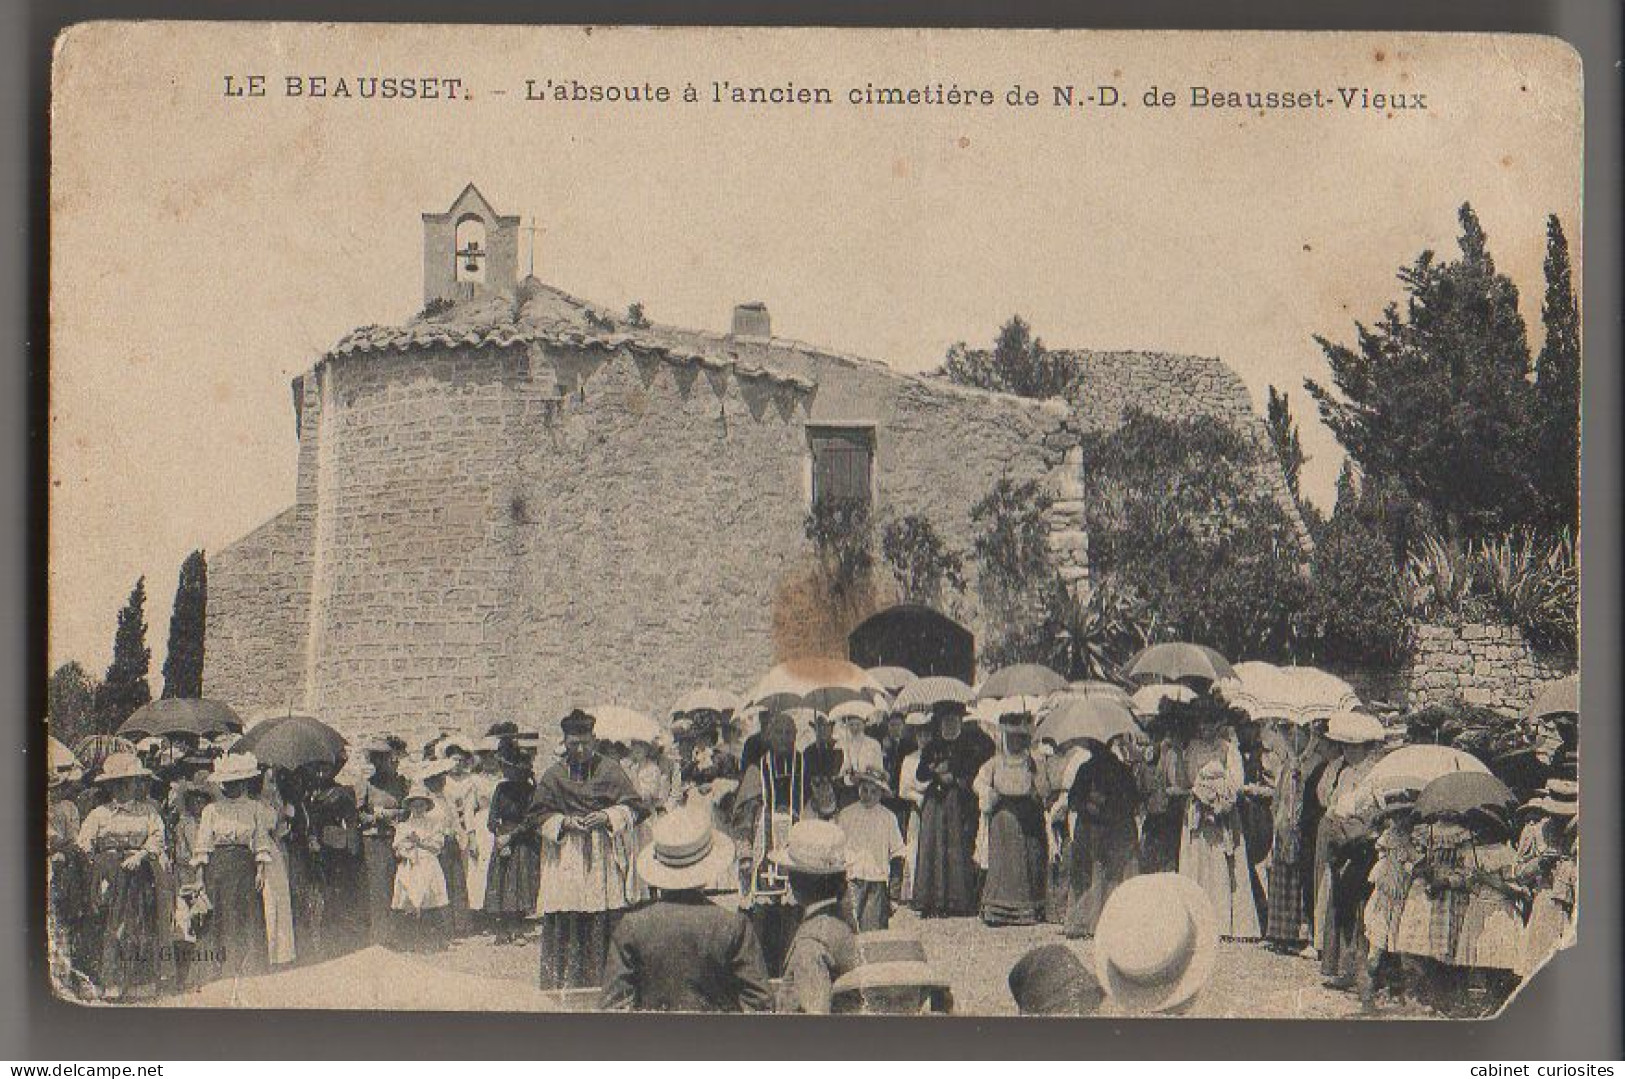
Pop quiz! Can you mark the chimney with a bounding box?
[730,302,771,338]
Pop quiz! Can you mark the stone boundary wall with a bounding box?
[1405,621,1573,715]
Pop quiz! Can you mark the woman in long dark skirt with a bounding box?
[483,747,541,943]
[1136,738,1184,874]
[357,739,409,948]
[289,761,369,960]
[912,704,992,917]
[1062,737,1142,938]
[191,754,274,983]
[975,713,1051,926]
[49,766,93,991]
[74,753,175,1001]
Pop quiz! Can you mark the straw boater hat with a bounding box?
[636,808,737,892]
[403,782,436,809]
[770,819,849,876]
[211,752,262,785]
[829,700,876,727]
[832,932,952,1015]
[1524,778,1579,818]
[1324,711,1387,745]
[415,757,457,783]
[903,710,932,728]
[95,752,153,785]
[1093,873,1218,1015]
[360,737,397,757]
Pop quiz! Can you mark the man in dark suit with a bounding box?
[600,809,772,1012]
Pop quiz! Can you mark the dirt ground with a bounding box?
[154,905,1433,1018]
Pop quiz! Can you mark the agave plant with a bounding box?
[1404,532,1478,620]
[1473,528,1578,651]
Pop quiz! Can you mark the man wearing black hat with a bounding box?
[532,709,645,990]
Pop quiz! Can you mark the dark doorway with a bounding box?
[847,604,975,683]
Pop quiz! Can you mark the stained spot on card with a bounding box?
[892,157,910,179]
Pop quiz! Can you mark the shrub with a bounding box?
[1308,511,1412,665]
[880,514,966,608]
[804,497,875,599]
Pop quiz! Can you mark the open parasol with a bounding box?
[1064,681,1134,704]
[745,658,885,715]
[1124,643,1236,686]
[1336,744,1491,817]
[1217,662,1362,725]
[586,704,663,745]
[48,735,82,780]
[1038,696,1139,748]
[865,666,919,694]
[1415,770,1517,822]
[977,663,1067,701]
[236,715,347,770]
[1129,683,1197,718]
[118,698,245,740]
[892,675,975,715]
[1525,675,1578,721]
[671,687,741,717]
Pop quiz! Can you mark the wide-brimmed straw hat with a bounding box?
[403,782,436,809]
[903,711,933,727]
[769,819,848,876]
[1093,873,1217,1015]
[1523,777,1579,818]
[636,808,737,891]
[1324,711,1387,745]
[831,932,952,1014]
[95,752,154,784]
[211,752,263,785]
[360,737,398,756]
[415,757,457,783]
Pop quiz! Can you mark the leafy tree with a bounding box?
[47,661,100,744]
[1534,215,1580,534]
[1306,203,1540,540]
[880,515,965,608]
[1077,410,1312,662]
[161,550,207,699]
[1306,501,1411,664]
[970,478,1057,660]
[625,302,651,329]
[1266,386,1307,501]
[94,578,152,731]
[940,315,1076,399]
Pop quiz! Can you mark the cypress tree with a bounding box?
[1266,385,1306,500]
[95,577,152,730]
[1534,214,1580,534]
[1306,203,1540,539]
[161,550,207,698]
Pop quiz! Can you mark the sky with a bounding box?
[49,25,1582,678]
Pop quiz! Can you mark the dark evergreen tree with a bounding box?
[940,315,1076,399]
[161,550,207,699]
[1534,214,1580,534]
[47,661,100,744]
[1306,203,1540,540]
[1265,385,1307,500]
[95,578,152,730]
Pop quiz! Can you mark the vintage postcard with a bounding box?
[47,24,1582,1019]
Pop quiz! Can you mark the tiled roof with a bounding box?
[323,282,816,393]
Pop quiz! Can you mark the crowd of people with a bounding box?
[45,661,1579,1017]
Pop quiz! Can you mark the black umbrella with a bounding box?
[118,698,244,739]
[236,715,347,770]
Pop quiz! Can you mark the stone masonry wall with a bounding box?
[1061,350,1311,549]
[208,339,1076,748]
[1405,621,1573,716]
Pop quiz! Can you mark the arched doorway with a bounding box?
[846,604,975,683]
